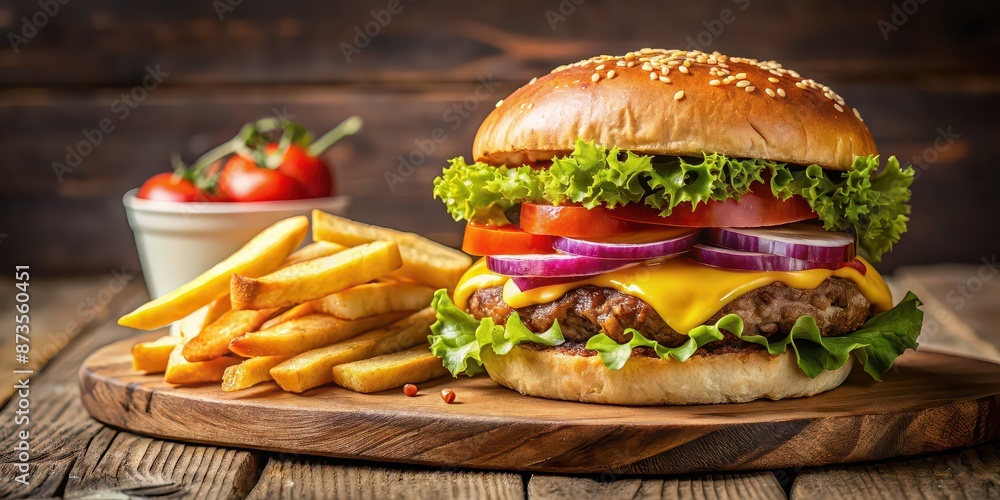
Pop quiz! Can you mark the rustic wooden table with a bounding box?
[1,264,998,499]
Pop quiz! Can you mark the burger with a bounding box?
[428,48,923,405]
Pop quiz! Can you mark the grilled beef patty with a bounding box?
[467,278,870,349]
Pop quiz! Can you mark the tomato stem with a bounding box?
[307,116,362,157]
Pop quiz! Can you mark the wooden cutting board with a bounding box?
[79,336,1000,475]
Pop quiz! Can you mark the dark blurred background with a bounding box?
[0,0,997,275]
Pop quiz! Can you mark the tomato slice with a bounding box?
[519,203,644,237]
[609,183,817,228]
[462,222,554,256]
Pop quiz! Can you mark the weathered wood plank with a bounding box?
[790,442,1000,499]
[0,273,138,405]
[0,0,995,87]
[63,427,260,499]
[246,456,524,500]
[0,281,145,499]
[527,473,785,499]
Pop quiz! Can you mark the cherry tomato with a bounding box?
[608,183,817,228]
[218,155,306,202]
[462,222,554,256]
[137,172,202,202]
[265,143,335,198]
[519,203,644,237]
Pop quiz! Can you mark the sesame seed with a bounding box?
[595,64,605,70]
[736,80,751,88]
[735,72,747,80]
[526,103,533,109]
[659,76,671,83]
[674,90,685,100]
[616,60,627,67]
[661,67,669,74]
[834,103,844,112]
[853,107,863,120]
[723,76,734,84]
[529,77,537,85]
[745,86,755,93]
[795,81,807,89]
[591,73,600,83]
[626,61,635,67]
[641,62,652,71]
[765,88,776,97]
[683,59,692,67]
[777,88,786,97]
[495,99,503,108]
[649,72,658,80]
[768,77,779,83]
[678,65,689,74]
[607,70,616,79]
[625,52,636,60]
[709,79,721,86]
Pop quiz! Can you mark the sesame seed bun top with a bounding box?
[473,48,877,171]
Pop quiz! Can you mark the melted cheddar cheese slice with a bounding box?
[453,257,892,335]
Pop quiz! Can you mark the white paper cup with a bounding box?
[123,188,349,299]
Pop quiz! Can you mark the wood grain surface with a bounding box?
[528,473,785,500]
[790,442,1000,499]
[79,336,1000,475]
[248,457,524,500]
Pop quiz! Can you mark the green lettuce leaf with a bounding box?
[585,292,923,380]
[428,289,565,377]
[431,139,914,261]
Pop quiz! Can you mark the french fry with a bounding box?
[270,308,435,393]
[202,294,233,330]
[182,307,282,362]
[228,311,408,358]
[221,355,291,392]
[332,344,447,393]
[164,341,242,385]
[284,240,347,267]
[119,216,308,330]
[311,282,435,320]
[131,335,184,373]
[311,210,471,291]
[260,302,315,330]
[230,241,402,310]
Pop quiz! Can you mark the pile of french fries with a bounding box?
[122,210,472,394]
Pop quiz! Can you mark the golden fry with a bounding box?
[311,210,471,290]
[131,335,184,373]
[221,354,291,392]
[182,307,281,362]
[269,308,436,393]
[312,282,435,320]
[202,294,233,330]
[260,302,315,330]
[164,341,241,385]
[230,240,402,310]
[283,240,347,267]
[228,311,408,358]
[119,216,308,330]
[332,344,447,393]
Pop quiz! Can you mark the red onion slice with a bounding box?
[707,223,855,263]
[511,275,584,291]
[553,228,701,260]
[486,254,640,277]
[690,244,844,272]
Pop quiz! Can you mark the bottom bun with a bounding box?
[481,346,853,405]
